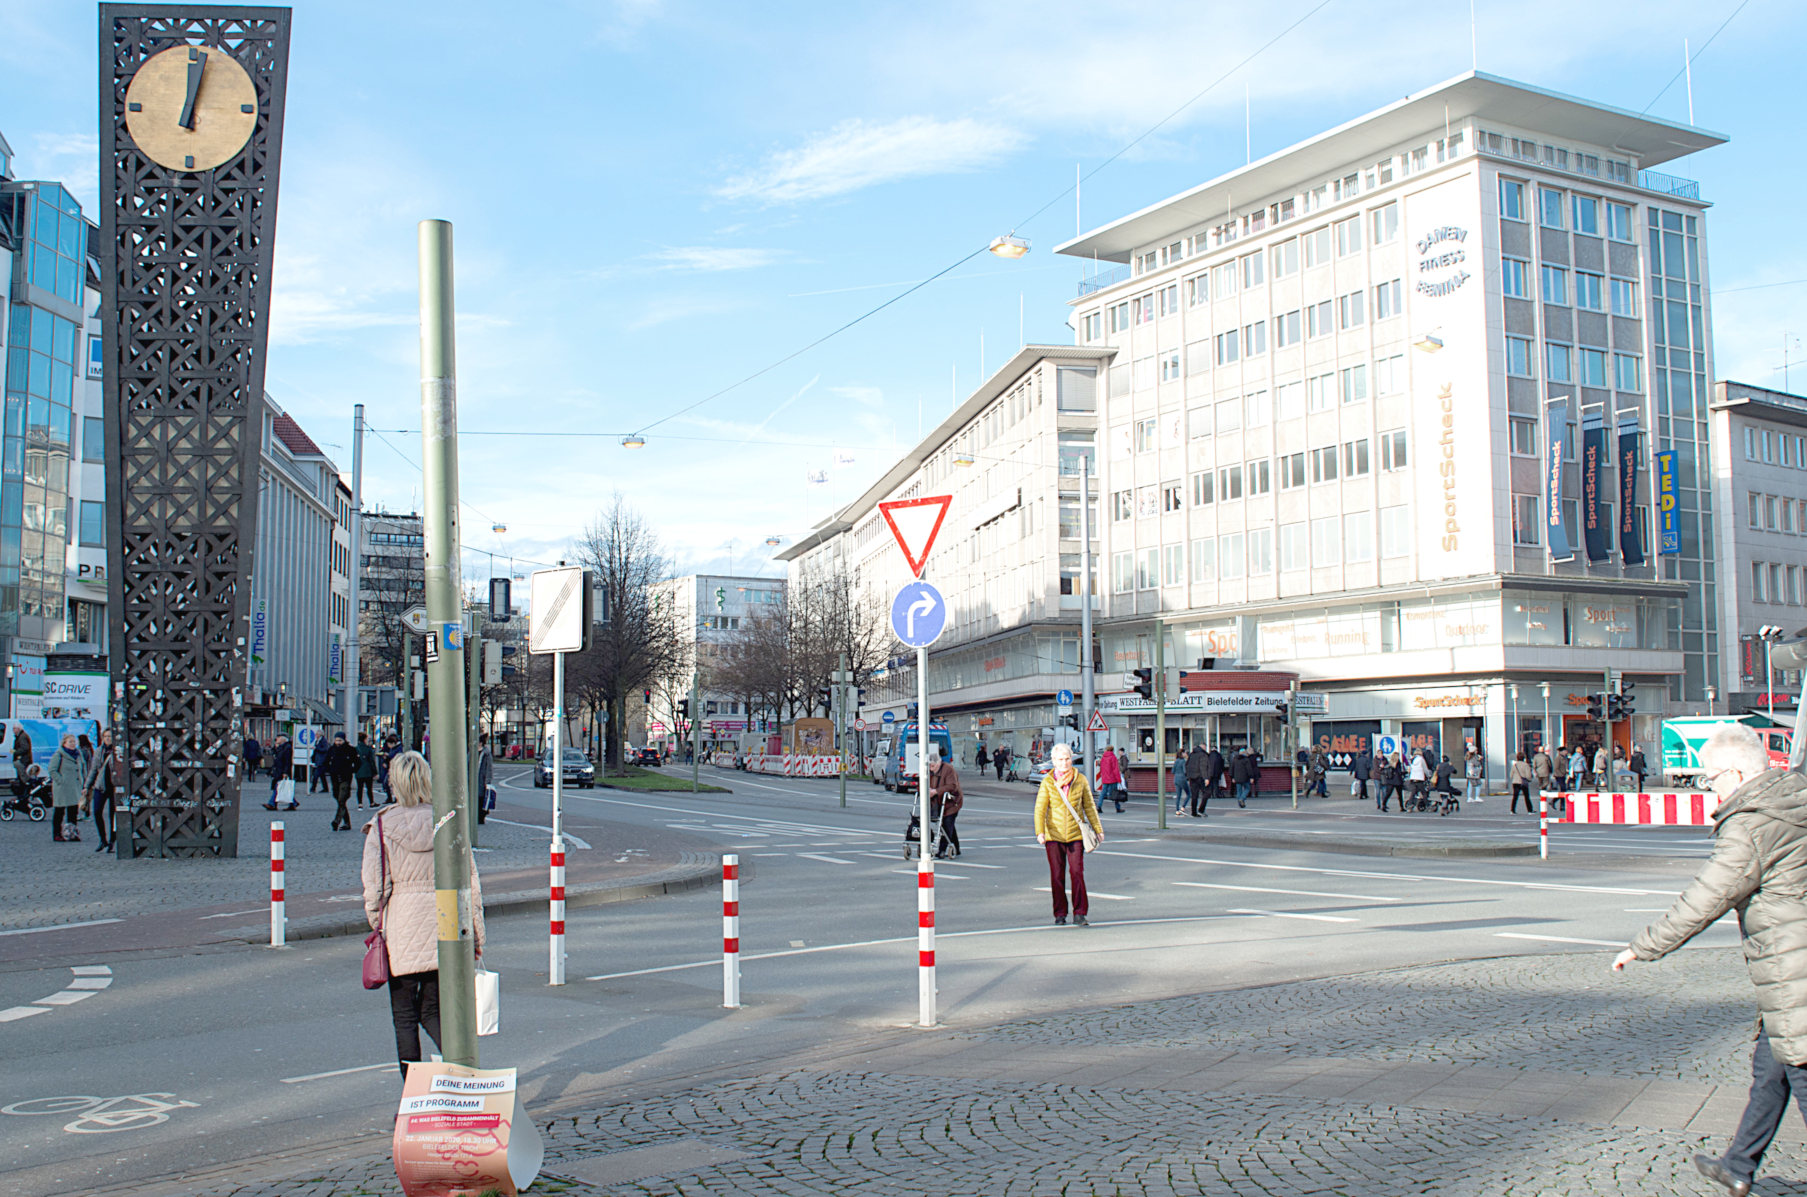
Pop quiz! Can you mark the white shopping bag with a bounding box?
[276,778,296,807]
[475,967,500,1036]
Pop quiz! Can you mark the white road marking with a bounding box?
[797,854,857,865]
[69,966,109,976]
[0,919,123,937]
[199,909,267,920]
[34,991,97,1006]
[1035,887,1135,900]
[1098,848,1679,897]
[482,817,592,849]
[585,914,1258,980]
[280,1062,399,1084]
[1174,881,1400,903]
[1231,907,1358,924]
[0,1007,48,1022]
[893,870,970,880]
[1494,932,1624,947]
[1,965,113,1022]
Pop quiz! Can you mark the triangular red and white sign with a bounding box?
[877,495,952,577]
[1086,709,1108,732]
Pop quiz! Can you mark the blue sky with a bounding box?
[4,0,1803,583]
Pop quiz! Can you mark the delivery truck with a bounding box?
[1661,715,1793,788]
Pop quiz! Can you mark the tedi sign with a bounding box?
[1415,225,1470,297]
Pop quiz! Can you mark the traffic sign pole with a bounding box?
[838,652,848,810]
[550,649,566,986]
[917,643,934,1029]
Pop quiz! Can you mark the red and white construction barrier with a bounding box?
[918,859,935,1028]
[719,752,852,778]
[270,821,286,948]
[1560,791,1721,826]
[722,854,741,1009]
[549,836,566,986]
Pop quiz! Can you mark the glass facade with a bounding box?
[2,183,84,642]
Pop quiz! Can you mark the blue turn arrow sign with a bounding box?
[890,580,946,649]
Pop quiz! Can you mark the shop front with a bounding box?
[1098,671,1297,794]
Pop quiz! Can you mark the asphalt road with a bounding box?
[1,762,1730,1196]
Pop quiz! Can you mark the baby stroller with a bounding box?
[0,767,49,822]
[1428,783,1461,816]
[902,798,946,860]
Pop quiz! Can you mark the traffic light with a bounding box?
[643,688,652,703]
[1605,692,1622,722]
[1585,693,1604,721]
[677,698,690,719]
[1274,701,1289,722]
[1618,689,1636,720]
[482,640,502,685]
[1132,667,1153,700]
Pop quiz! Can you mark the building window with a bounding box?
[1513,494,1541,545]
[1114,552,1134,593]
[1187,340,1211,376]
[1163,543,1185,586]
[1280,521,1308,571]
[1338,290,1366,329]
[1191,471,1214,506]
[1271,239,1299,279]
[1380,504,1411,558]
[1754,560,1768,603]
[1246,458,1272,495]
[1135,292,1155,324]
[1248,527,1273,576]
[1572,195,1601,236]
[1155,284,1179,317]
[1303,226,1332,268]
[1546,343,1573,384]
[1219,533,1245,580]
[1375,353,1405,395]
[1081,311,1102,343]
[1342,438,1370,477]
[1241,251,1265,288]
[1746,428,1758,461]
[1310,516,1340,567]
[1604,277,1636,319]
[1135,418,1158,452]
[1162,482,1184,513]
[1501,258,1529,299]
[1539,186,1565,229]
[1160,350,1181,382]
[1310,445,1338,484]
[1136,251,1156,276]
[1371,202,1399,244]
[1344,511,1374,563]
[1575,271,1604,311]
[1137,485,1159,518]
[1213,262,1238,299]
[1276,379,1304,419]
[1191,536,1216,582]
[1186,273,1208,307]
[1607,201,1634,242]
[1578,348,1608,387]
[1244,320,1267,355]
[1278,452,1306,489]
[1306,300,1333,339]
[1339,364,1368,405]
[1112,489,1133,522]
[1500,178,1526,221]
[1108,302,1131,333]
[1614,353,1643,391]
[1245,389,1271,426]
[1216,330,1241,365]
[1334,216,1363,257]
[1189,406,1213,439]
[1219,464,1244,500]
[1274,309,1302,348]
[1307,372,1335,413]
[83,416,105,463]
[1506,336,1534,377]
[79,499,105,546]
[1509,418,1538,457]
[1374,279,1402,320]
[1136,547,1159,590]
[1749,491,1762,529]
[1216,397,1242,433]
[1134,356,1155,390]
[1380,429,1408,471]
[1541,265,1569,306]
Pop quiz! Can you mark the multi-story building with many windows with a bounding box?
[1711,380,1807,708]
[787,72,1730,783]
[650,573,787,754]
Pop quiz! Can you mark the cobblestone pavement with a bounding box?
[162,948,1807,1197]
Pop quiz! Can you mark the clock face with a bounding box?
[124,45,258,173]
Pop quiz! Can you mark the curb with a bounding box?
[1156,830,1537,858]
[226,855,728,945]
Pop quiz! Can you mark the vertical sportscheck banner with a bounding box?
[1580,406,1611,563]
[1545,398,1573,563]
[1655,449,1680,555]
[1617,418,1645,566]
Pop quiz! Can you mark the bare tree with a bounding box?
[570,495,684,772]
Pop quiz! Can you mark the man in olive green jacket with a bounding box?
[1612,724,1807,1196]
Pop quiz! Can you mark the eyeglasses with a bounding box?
[1706,768,1743,787]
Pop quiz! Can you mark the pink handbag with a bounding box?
[362,812,390,990]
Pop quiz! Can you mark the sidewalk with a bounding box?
[0,798,718,964]
[107,946,1803,1197]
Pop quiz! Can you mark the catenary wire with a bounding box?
[1640,0,1752,114]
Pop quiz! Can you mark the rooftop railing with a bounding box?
[1076,264,1132,297]
[1637,169,1700,201]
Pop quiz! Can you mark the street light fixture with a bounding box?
[621,435,646,449]
[1413,330,1444,353]
[988,234,1030,259]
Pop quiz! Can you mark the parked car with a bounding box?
[1024,751,1083,785]
[535,748,596,789]
[632,746,662,767]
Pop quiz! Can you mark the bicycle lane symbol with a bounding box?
[2,1093,200,1133]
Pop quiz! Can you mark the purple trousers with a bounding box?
[1045,839,1088,918]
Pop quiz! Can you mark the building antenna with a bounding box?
[1244,83,1251,164]
[1684,38,1695,124]
[1469,0,1477,70]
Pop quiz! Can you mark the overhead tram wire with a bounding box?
[361,426,563,572]
[1639,0,1752,115]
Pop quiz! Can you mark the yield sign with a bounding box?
[877,495,952,577]
[1086,709,1108,732]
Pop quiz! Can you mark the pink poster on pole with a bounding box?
[393,1063,541,1197]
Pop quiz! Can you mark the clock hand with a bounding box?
[177,48,208,130]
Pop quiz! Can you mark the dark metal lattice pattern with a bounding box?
[101,6,291,858]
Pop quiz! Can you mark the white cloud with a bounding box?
[717,116,1024,204]
[23,133,99,213]
[645,246,789,272]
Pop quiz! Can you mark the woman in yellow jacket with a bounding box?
[1034,742,1103,926]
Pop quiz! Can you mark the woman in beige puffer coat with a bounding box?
[361,751,485,1070]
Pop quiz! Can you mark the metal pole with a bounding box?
[1154,618,1166,827]
[1539,793,1548,859]
[722,854,741,1008]
[1289,681,1299,809]
[550,650,565,986]
[467,623,480,849]
[917,644,933,1027]
[417,219,476,1066]
[691,671,701,792]
[1541,681,1552,758]
[269,821,285,947]
[838,652,848,809]
[344,405,363,745]
[1768,640,1776,721]
[1080,455,1096,781]
[401,631,413,750]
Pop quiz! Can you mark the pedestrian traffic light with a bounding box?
[1605,692,1623,722]
[1132,667,1153,700]
[642,688,651,703]
[1585,693,1604,721]
[677,698,690,719]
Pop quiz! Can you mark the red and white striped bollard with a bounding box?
[723,854,741,1008]
[549,834,566,986]
[270,821,286,947]
[918,858,935,1027]
[1539,793,1549,860]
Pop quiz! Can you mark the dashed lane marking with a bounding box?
[1034,887,1135,901]
[0,918,123,938]
[1494,932,1627,947]
[483,817,592,849]
[198,909,267,920]
[797,853,858,865]
[1097,848,1680,897]
[280,1062,399,1084]
[1231,907,1358,924]
[1174,880,1401,903]
[0,965,112,1022]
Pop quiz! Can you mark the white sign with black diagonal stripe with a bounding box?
[529,567,586,655]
